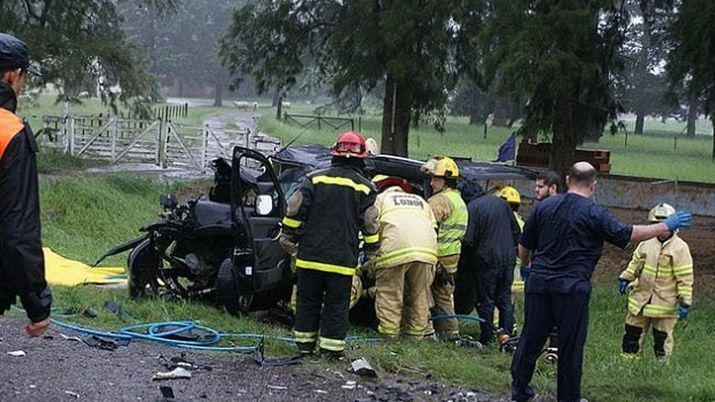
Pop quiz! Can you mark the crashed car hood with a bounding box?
[272,145,537,181]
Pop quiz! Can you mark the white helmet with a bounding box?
[648,203,675,222]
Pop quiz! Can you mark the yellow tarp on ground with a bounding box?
[44,247,127,286]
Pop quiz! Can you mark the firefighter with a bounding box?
[495,186,525,295]
[421,157,468,339]
[454,179,521,346]
[279,131,380,357]
[370,175,437,339]
[0,33,52,338]
[619,203,694,359]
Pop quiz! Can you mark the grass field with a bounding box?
[37,175,715,401]
[259,103,715,184]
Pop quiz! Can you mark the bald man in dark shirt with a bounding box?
[511,162,692,402]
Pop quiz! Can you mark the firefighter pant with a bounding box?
[291,275,363,312]
[429,274,459,339]
[622,311,677,358]
[374,261,434,339]
[511,286,590,402]
[294,268,353,354]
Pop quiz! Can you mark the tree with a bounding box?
[668,0,715,160]
[0,0,176,110]
[122,0,237,107]
[221,1,487,157]
[451,78,494,125]
[481,0,626,175]
[616,0,677,134]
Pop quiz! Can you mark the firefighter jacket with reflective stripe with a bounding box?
[620,234,693,318]
[281,163,379,276]
[428,188,468,258]
[373,186,437,269]
[0,83,52,322]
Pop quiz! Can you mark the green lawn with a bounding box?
[260,103,715,183]
[37,174,715,401]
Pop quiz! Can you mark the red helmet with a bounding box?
[331,131,368,158]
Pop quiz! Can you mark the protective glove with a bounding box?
[435,269,454,287]
[677,304,690,320]
[664,210,692,232]
[618,279,630,295]
[519,265,531,281]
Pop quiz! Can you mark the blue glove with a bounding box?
[520,265,531,281]
[678,304,690,320]
[618,279,630,295]
[664,210,692,232]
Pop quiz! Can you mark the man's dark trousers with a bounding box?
[511,282,591,402]
[475,263,514,344]
[294,269,352,352]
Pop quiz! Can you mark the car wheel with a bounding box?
[127,238,161,299]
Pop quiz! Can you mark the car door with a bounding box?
[231,146,291,296]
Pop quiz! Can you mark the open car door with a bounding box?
[230,146,291,310]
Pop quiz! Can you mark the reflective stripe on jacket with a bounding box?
[620,234,693,317]
[429,188,467,258]
[374,187,437,269]
[281,164,379,276]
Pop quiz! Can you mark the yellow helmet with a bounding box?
[372,174,389,183]
[648,203,675,222]
[497,186,521,205]
[421,157,459,179]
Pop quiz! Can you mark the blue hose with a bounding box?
[430,314,486,324]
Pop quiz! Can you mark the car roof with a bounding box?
[272,145,537,181]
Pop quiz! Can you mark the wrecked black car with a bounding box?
[97,145,537,315]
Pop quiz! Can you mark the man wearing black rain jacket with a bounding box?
[454,179,521,345]
[0,33,51,337]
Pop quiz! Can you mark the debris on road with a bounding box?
[160,353,212,372]
[7,350,26,357]
[341,381,357,390]
[266,384,288,390]
[152,367,192,381]
[159,385,175,399]
[83,335,129,351]
[59,333,82,342]
[251,337,301,368]
[351,358,377,378]
[63,390,80,398]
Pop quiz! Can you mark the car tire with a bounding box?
[127,239,161,299]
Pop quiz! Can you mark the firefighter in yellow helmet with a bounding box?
[421,157,468,339]
[495,186,525,293]
[369,175,437,339]
[619,203,694,359]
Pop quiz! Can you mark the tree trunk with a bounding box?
[492,97,509,127]
[634,113,645,134]
[380,75,411,157]
[276,95,283,120]
[686,96,698,137]
[711,112,715,161]
[272,92,280,107]
[213,83,224,107]
[412,110,420,129]
[549,97,576,178]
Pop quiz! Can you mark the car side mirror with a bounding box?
[255,194,273,216]
[160,193,178,210]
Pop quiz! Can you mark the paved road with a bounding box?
[0,317,502,402]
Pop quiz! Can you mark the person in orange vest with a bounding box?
[0,33,52,338]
